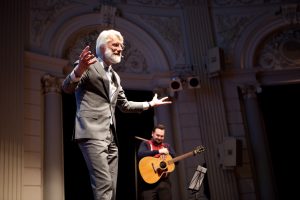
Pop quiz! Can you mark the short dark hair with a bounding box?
[152,124,165,132]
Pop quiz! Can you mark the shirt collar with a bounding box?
[97,57,111,71]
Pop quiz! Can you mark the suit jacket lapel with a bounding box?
[110,69,120,102]
[94,61,111,101]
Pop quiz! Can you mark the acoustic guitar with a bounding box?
[138,145,205,184]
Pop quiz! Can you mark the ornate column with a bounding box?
[240,85,276,200]
[182,1,239,199]
[42,74,64,200]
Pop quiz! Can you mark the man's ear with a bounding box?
[100,46,106,54]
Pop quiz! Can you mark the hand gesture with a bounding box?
[74,46,97,77]
[149,93,172,107]
[159,147,169,155]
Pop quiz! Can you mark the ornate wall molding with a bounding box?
[212,3,299,70]
[139,15,185,66]
[212,0,279,7]
[239,84,260,99]
[128,0,180,7]
[99,4,118,27]
[50,14,169,75]
[64,29,149,74]
[214,15,254,66]
[30,0,118,48]
[278,4,300,25]
[256,28,300,70]
[233,9,296,69]
[30,0,74,45]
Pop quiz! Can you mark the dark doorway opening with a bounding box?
[257,83,300,199]
[62,92,93,200]
[62,90,154,200]
[116,90,154,200]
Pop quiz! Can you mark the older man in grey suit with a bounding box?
[62,29,171,200]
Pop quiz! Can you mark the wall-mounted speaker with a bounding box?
[169,77,183,91]
[187,76,201,89]
[208,47,223,76]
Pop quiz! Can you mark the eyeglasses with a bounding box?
[110,42,125,50]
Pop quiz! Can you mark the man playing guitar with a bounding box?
[137,124,176,200]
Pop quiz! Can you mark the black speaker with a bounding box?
[169,77,182,91]
[187,76,200,89]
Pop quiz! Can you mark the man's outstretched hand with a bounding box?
[149,93,172,107]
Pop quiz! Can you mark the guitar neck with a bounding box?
[168,151,195,164]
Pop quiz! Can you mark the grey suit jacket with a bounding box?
[62,59,145,141]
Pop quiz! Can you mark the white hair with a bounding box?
[95,29,124,58]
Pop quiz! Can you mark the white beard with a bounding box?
[104,48,121,64]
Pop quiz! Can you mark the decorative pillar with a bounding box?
[42,74,64,200]
[181,1,239,199]
[240,85,276,200]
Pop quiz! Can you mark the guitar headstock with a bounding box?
[193,145,205,155]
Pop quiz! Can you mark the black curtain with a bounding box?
[116,90,154,200]
[257,83,300,200]
[62,92,93,200]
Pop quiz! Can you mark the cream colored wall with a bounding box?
[23,52,67,200]
[23,56,44,200]
[23,81,43,200]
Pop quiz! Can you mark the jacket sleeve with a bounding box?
[61,60,80,94]
[116,84,145,113]
[166,143,176,158]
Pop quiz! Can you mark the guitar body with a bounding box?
[139,154,175,184]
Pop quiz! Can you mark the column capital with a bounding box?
[41,74,63,94]
[239,84,261,99]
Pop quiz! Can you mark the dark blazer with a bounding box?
[62,59,145,141]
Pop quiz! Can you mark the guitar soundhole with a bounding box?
[160,161,167,169]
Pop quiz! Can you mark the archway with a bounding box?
[54,13,173,200]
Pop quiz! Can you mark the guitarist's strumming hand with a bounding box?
[159,147,169,155]
[159,148,169,160]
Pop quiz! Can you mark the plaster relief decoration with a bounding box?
[64,29,100,65]
[129,0,180,7]
[278,3,300,25]
[65,30,149,74]
[114,42,149,74]
[213,0,264,7]
[30,0,74,46]
[30,0,106,47]
[42,74,63,94]
[140,15,185,66]
[99,3,117,28]
[256,28,300,70]
[214,15,252,66]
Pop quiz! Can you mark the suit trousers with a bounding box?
[78,128,118,200]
